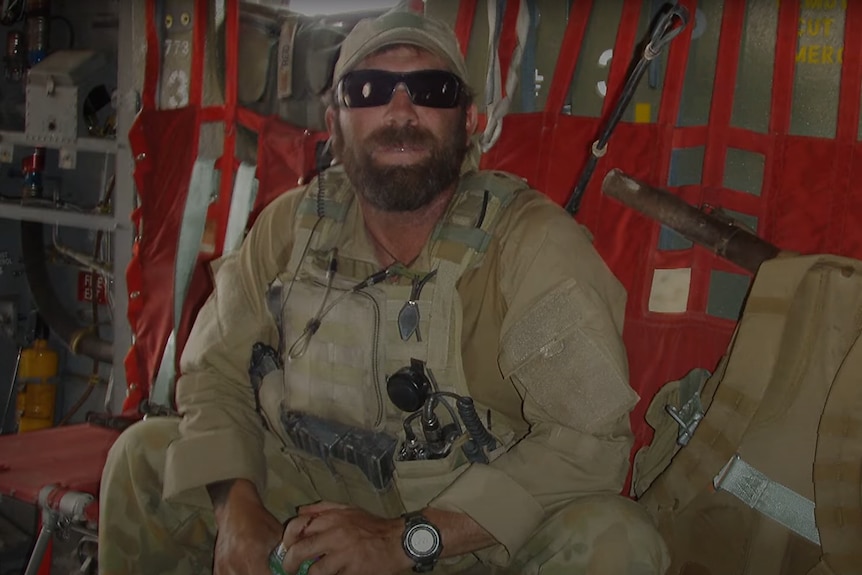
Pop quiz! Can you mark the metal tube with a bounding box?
[601,169,782,274]
[23,512,55,575]
[1,345,23,433]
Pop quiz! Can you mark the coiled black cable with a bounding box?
[456,396,496,451]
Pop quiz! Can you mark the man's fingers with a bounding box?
[298,501,349,515]
[307,552,342,575]
[283,531,328,573]
[282,514,315,548]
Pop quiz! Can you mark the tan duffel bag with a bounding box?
[634,254,862,575]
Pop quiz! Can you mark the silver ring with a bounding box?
[273,542,288,562]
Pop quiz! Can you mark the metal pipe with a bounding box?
[23,512,55,575]
[1,345,23,433]
[601,169,782,274]
[20,221,113,363]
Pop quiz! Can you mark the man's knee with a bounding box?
[514,495,670,575]
[102,417,180,497]
[99,417,216,573]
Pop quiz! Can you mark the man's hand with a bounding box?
[279,502,411,575]
[209,479,284,575]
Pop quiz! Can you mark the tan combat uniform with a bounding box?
[99,165,668,574]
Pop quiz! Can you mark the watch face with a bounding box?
[406,524,440,558]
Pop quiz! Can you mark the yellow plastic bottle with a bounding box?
[15,318,58,432]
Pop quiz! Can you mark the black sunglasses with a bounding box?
[336,69,464,109]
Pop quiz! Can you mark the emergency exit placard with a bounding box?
[77,271,108,305]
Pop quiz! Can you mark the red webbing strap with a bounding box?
[199,106,226,123]
[635,0,695,318]
[188,0,207,107]
[658,0,696,124]
[538,0,593,192]
[223,0,239,114]
[212,0,240,257]
[655,0,696,188]
[543,0,593,116]
[762,0,800,244]
[828,2,862,254]
[142,0,159,110]
[836,3,862,144]
[454,0,478,58]
[769,0,799,137]
[237,106,265,134]
[601,0,642,117]
[701,3,744,193]
[680,1,748,312]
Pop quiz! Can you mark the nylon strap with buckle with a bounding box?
[714,453,820,545]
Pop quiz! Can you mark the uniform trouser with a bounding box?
[99,418,670,575]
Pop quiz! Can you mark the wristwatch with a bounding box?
[401,511,443,572]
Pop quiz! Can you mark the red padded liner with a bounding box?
[0,424,120,521]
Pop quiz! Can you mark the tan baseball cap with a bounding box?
[333,10,469,85]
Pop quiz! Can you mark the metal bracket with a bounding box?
[665,404,703,446]
[664,367,710,446]
[0,296,17,341]
[23,487,96,575]
[59,147,77,169]
[0,141,14,163]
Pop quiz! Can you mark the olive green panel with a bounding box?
[790,2,845,138]
[724,148,765,197]
[203,0,226,108]
[159,0,196,110]
[425,0,492,110]
[564,0,673,121]
[660,146,702,248]
[667,146,705,187]
[428,0,569,115]
[623,0,669,124]
[707,270,750,321]
[658,226,693,251]
[677,2,724,127]
[565,0,625,117]
[731,2,778,133]
[508,0,570,113]
[466,0,495,112]
[532,0,570,112]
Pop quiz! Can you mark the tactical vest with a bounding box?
[257,166,528,518]
[633,255,862,575]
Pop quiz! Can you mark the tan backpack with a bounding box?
[633,254,862,575]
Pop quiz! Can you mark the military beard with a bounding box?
[334,112,468,212]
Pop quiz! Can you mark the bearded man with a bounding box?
[98,9,668,575]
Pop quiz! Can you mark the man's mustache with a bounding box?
[366,125,436,149]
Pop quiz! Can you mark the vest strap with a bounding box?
[151,158,217,407]
[223,162,259,253]
[714,453,820,545]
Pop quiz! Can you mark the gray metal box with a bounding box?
[25,50,107,144]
